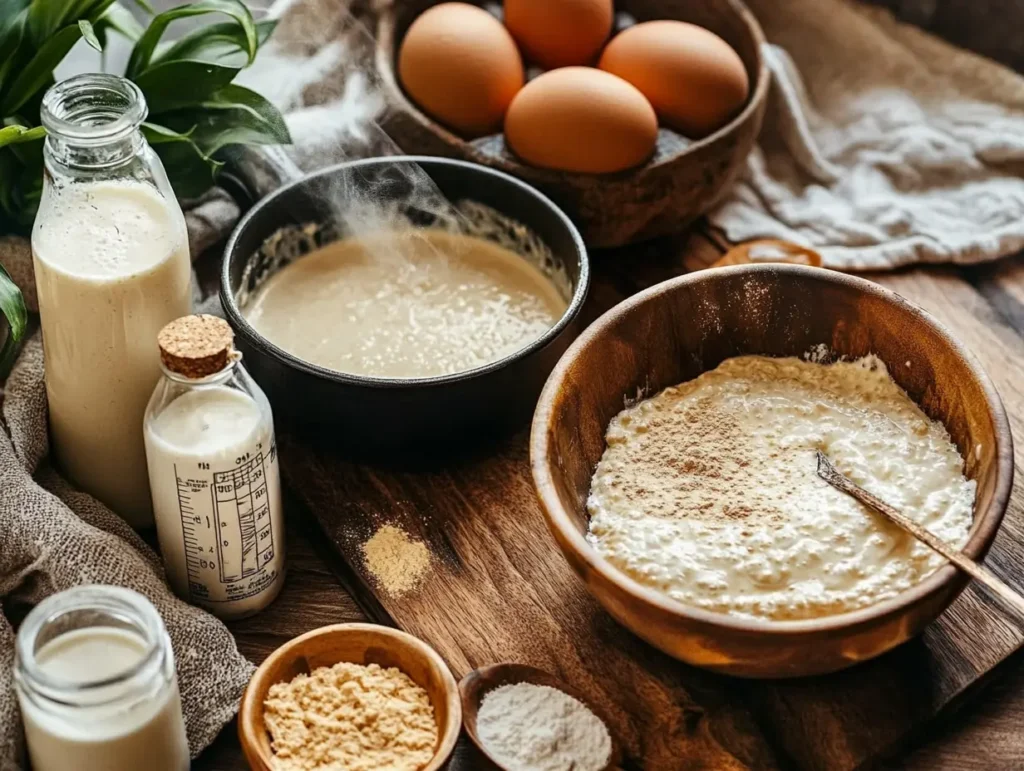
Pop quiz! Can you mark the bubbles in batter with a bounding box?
[586,355,976,621]
[244,228,568,379]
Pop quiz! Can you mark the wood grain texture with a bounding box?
[375,0,769,247]
[272,232,1024,769]
[188,236,1024,771]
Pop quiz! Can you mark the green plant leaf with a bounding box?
[6,162,40,228]
[82,0,117,24]
[0,132,42,229]
[153,17,274,66]
[95,2,145,43]
[134,58,239,112]
[201,83,289,143]
[130,0,152,12]
[0,150,18,223]
[26,0,72,42]
[0,0,29,35]
[157,84,289,154]
[1,22,83,114]
[126,0,256,78]
[143,121,222,199]
[7,131,43,172]
[0,261,27,377]
[26,0,111,43]
[0,10,27,90]
[78,19,101,51]
[0,124,45,148]
[143,121,193,140]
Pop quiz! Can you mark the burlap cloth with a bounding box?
[0,335,254,769]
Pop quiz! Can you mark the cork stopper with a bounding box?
[158,314,235,379]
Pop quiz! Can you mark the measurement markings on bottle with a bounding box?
[174,444,278,603]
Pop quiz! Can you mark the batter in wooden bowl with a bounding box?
[586,355,976,621]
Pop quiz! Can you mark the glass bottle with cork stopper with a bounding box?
[144,314,285,620]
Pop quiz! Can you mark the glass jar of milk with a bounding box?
[14,585,189,771]
[145,314,285,619]
[31,74,192,528]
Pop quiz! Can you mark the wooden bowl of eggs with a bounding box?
[376,0,769,248]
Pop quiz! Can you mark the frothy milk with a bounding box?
[20,627,189,771]
[32,181,192,526]
[245,229,567,378]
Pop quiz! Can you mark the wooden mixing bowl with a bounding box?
[238,623,461,769]
[530,265,1014,678]
[376,0,769,248]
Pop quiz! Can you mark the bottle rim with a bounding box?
[14,585,169,708]
[41,74,148,146]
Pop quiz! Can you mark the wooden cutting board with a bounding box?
[280,233,1024,770]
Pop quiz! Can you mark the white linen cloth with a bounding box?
[711,0,1024,270]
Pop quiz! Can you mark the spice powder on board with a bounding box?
[362,524,431,596]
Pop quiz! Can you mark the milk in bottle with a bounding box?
[31,74,191,527]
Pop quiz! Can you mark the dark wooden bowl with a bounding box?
[376,0,769,248]
[530,265,1015,678]
[458,663,623,770]
[238,623,461,770]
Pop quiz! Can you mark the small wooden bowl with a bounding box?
[530,265,1015,678]
[459,663,623,770]
[376,0,769,248]
[238,623,462,770]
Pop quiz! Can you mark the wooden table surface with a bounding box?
[55,1,1024,768]
[188,231,1024,770]
[194,513,1024,771]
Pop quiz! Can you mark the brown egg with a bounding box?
[504,0,613,69]
[399,3,524,137]
[504,67,658,174]
[599,20,749,138]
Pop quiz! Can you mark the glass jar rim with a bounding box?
[15,585,167,705]
[41,74,148,146]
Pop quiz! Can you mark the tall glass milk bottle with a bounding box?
[31,74,192,527]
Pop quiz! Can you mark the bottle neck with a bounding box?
[41,74,148,172]
[45,130,145,170]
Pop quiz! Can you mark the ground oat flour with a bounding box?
[476,682,612,771]
[263,661,437,771]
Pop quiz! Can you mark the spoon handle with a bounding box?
[815,451,1024,619]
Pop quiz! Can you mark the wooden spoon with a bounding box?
[816,451,1024,618]
[712,238,823,268]
[458,663,623,771]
